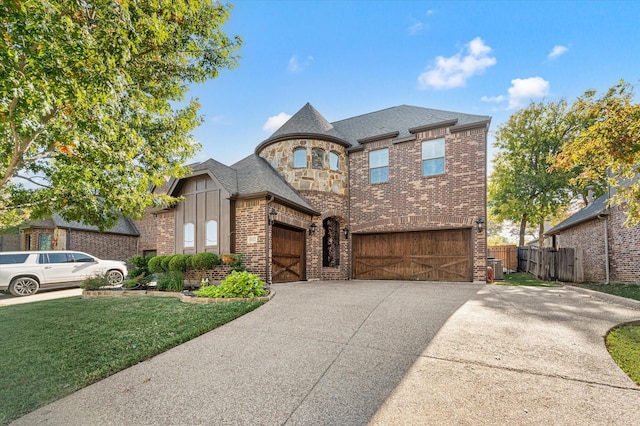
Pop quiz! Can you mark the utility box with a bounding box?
[488,258,504,280]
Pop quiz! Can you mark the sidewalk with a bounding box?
[369,284,640,425]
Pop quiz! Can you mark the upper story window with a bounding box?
[206,220,218,246]
[422,138,445,176]
[312,148,325,169]
[184,223,195,248]
[329,151,339,171]
[369,148,389,184]
[293,148,307,168]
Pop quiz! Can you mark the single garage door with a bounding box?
[353,228,472,281]
[271,224,306,283]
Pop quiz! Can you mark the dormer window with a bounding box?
[312,148,325,169]
[293,148,307,168]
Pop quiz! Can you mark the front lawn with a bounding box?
[606,322,640,386]
[571,282,640,302]
[0,296,262,425]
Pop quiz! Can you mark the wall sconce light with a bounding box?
[309,222,317,235]
[475,217,484,234]
[268,208,277,226]
[343,226,350,239]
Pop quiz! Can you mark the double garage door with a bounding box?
[353,229,473,282]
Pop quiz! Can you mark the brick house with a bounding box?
[138,103,491,283]
[546,192,640,283]
[16,214,139,262]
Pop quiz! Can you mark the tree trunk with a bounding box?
[518,214,527,247]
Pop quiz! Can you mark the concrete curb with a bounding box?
[565,285,640,311]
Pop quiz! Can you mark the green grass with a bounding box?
[571,282,640,302]
[0,296,262,425]
[496,272,559,287]
[606,323,640,385]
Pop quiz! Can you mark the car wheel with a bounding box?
[107,270,124,285]
[9,277,40,296]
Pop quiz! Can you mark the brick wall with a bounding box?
[67,230,138,262]
[235,198,268,281]
[555,219,606,282]
[348,125,487,282]
[606,206,640,283]
[134,212,158,255]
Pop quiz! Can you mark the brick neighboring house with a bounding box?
[15,214,139,262]
[139,103,491,283]
[546,192,640,283]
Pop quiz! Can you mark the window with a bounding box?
[0,254,29,264]
[206,220,218,246]
[71,253,95,263]
[184,223,195,248]
[293,148,307,168]
[369,148,389,183]
[322,217,340,267]
[312,148,325,169]
[422,138,445,176]
[42,252,72,264]
[329,151,339,171]
[38,234,52,250]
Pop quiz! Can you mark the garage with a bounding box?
[352,228,473,281]
[271,224,306,283]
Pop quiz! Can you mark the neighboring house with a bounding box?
[546,192,640,283]
[16,214,139,262]
[137,103,491,283]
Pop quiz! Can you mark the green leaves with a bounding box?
[0,0,241,230]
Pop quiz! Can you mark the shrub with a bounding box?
[160,255,173,272]
[148,256,167,273]
[81,274,112,290]
[190,252,221,270]
[155,271,184,292]
[222,253,246,272]
[168,254,190,272]
[194,271,267,299]
[127,254,152,279]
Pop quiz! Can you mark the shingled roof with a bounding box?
[26,214,140,236]
[546,194,609,235]
[257,103,491,152]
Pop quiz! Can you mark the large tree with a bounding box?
[554,81,640,226]
[0,0,241,230]
[488,100,587,247]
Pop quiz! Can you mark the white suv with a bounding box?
[0,251,128,296]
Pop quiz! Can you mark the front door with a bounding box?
[271,224,306,283]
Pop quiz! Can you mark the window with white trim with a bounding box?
[293,148,307,168]
[422,138,445,176]
[369,148,389,183]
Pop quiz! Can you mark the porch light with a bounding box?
[269,208,277,226]
[475,217,484,233]
[343,226,350,239]
[309,222,317,235]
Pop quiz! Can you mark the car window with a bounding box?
[44,253,72,264]
[0,254,29,264]
[72,253,95,263]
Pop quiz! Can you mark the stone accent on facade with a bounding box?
[258,139,348,196]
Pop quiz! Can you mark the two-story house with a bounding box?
[137,103,491,283]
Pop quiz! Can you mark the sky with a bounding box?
[186,0,640,169]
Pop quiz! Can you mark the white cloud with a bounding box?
[263,112,292,132]
[287,55,314,73]
[418,37,497,90]
[481,95,506,103]
[408,21,423,35]
[548,45,568,59]
[507,77,550,109]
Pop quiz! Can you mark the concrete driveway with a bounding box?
[0,288,82,307]
[12,280,640,425]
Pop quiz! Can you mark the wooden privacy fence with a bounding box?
[517,246,584,282]
[487,245,517,273]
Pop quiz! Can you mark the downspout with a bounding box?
[266,195,275,284]
[603,215,610,284]
[346,153,352,280]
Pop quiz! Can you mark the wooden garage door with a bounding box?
[272,224,306,283]
[353,229,472,281]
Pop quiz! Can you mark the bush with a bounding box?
[155,271,184,292]
[168,254,190,272]
[190,252,221,270]
[160,255,173,272]
[127,254,152,279]
[148,256,167,273]
[81,274,112,290]
[194,271,267,299]
[222,253,246,272]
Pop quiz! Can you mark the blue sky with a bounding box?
[187,0,640,168]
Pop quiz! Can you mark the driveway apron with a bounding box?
[13,280,480,425]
